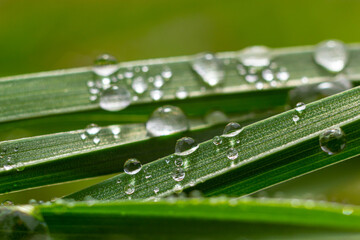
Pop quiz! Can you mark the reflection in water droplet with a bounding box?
[146,105,188,137]
[295,102,306,113]
[227,148,238,160]
[223,122,242,137]
[174,158,183,167]
[132,76,148,94]
[175,87,188,99]
[239,46,271,67]
[319,127,346,155]
[314,40,348,73]
[124,158,142,175]
[172,168,185,182]
[99,85,132,112]
[175,137,199,156]
[93,54,118,77]
[125,184,135,195]
[192,53,225,87]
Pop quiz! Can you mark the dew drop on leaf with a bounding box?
[174,137,199,156]
[319,127,346,155]
[191,53,225,87]
[223,122,242,137]
[314,40,348,73]
[124,158,142,175]
[93,54,118,77]
[99,85,131,111]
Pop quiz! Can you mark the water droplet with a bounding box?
[314,40,348,72]
[276,68,290,81]
[175,87,188,99]
[146,105,188,137]
[342,207,354,215]
[1,200,14,206]
[319,127,346,155]
[3,165,12,171]
[16,162,25,171]
[204,110,229,124]
[161,66,173,79]
[223,122,242,137]
[165,159,170,164]
[227,148,238,160]
[213,136,223,146]
[14,147,18,153]
[255,82,264,90]
[125,184,135,195]
[87,81,95,88]
[99,85,131,111]
[262,69,274,81]
[172,168,185,182]
[124,158,142,175]
[153,75,165,88]
[236,64,247,75]
[93,136,100,145]
[132,76,148,94]
[175,137,199,156]
[101,77,111,88]
[89,88,100,94]
[245,74,258,83]
[109,125,121,136]
[189,190,203,198]
[116,179,122,184]
[154,187,160,194]
[150,89,163,101]
[239,46,271,67]
[89,95,98,102]
[173,184,183,193]
[124,69,134,79]
[86,124,100,136]
[93,54,118,76]
[295,102,306,113]
[174,158,183,167]
[292,115,300,124]
[80,133,87,140]
[141,66,149,73]
[192,53,225,87]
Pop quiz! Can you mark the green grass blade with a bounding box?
[3,198,360,240]
[66,85,360,200]
[2,44,360,125]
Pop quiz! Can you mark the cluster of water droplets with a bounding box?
[0,147,25,172]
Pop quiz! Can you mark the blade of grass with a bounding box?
[3,198,360,240]
[66,85,360,200]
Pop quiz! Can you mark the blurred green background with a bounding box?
[2,0,360,77]
[2,0,360,203]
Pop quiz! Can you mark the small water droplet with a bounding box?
[314,40,348,72]
[154,187,160,194]
[319,127,346,155]
[89,95,98,102]
[173,184,183,194]
[124,158,142,175]
[93,54,118,77]
[93,137,100,145]
[87,81,95,88]
[175,137,199,156]
[175,87,188,99]
[262,69,274,81]
[192,53,225,87]
[172,168,185,182]
[292,115,300,124]
[125,184,135,195]
[239,46,271,67]
[174,158,183,167]
[80,133,87,140]
[153,75,165,88]
[14,147,18,153]
[146,105,188,137]
[16,162,25,172]
[227,148,238,160]
[150,89,163,101]
[213,136,223,146]
[276,68,290,81]
[204,110,229,124]
[141,66,149,73]
[255,82,264,90]
[161,66,173,79]
[245,74,258,83]
[89,88,100,95]
[86,124,100,136]
[295,102,306,113]
[116,179,122,184]
[189,179,196,187]
[342,207,354,215]
[101,77,111,88]
[132,76,148,94]
[99,85,132,111]
[165,159,170,164]
[223,122,242,137]
[124,69,134,79]
[109,125,121,136]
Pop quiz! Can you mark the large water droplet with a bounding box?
[86,123,100,136]
[239,46,271,68]
[99,85,131,111]
[93,54,118,76]
[319,127,346,155]
[124,158,142,175]
[314,40,348,73]
[223,122,242,137]
[204,110,229,124]
[132,76,148,94]
[191,53,225,87]
[227,148,238,160]
[172,168,185,182]
[175,137,199,156]
[146,105,189,137]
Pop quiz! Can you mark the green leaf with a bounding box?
[3,198,360,240]
[66,85,360,200]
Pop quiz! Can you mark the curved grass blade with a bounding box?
[0,111,274,194]
[2,44,360,125]
[3,198,360,240]
[67,85,360,200]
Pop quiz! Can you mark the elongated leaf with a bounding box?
[67,85,360,200]
[0,111,274,194]
[2,198,360,240]
[2,44,360,126]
